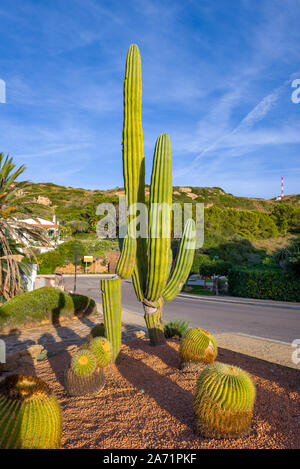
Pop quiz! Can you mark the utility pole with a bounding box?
[74,244,79,293]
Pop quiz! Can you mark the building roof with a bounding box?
[20,218,59,228]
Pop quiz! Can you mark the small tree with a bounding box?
[0,154,49,299]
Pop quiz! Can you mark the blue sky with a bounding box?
[0,0,300,198]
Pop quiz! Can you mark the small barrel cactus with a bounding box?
[71,349,97,377]
[193,363,256,439]
[0,374,62,449]
[179,327,217,367]
[89,323,105,340]
[88,337,113,367]
[65,349,105,397]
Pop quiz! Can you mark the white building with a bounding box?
[9,215,62,253]
[21,215,61,252]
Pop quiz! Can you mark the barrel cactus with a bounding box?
[65,349,105,397]
[71,349,97,377]
[179,328,217,368]
[0,374,61,449]
[193,363,256,438]
[88,336,113,367]
[88,323,105,340]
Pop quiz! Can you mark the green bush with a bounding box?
[36,239,119,274]
[228,267,300,302]
[0,287,97,329]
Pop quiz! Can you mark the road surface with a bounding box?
[63,276,300,344]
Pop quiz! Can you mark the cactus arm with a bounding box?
[145,133,172,302]
[123,44,145,212]
[117,234,136,279]
[122,44,147,297]
[163,218,196,302]
[100,277,121,362]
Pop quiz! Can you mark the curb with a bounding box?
[177,293,300,310]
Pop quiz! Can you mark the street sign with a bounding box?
[84,256,93,262]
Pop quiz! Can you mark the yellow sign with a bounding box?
[84,256,93,263]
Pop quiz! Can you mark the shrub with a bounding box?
[36,239,119,274]
[37,241,85,274]
[0,286,96,329]
[228,267,300,301]
[164,319,189,338]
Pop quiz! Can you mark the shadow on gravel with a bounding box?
[217,347,300,393]
[125,338,181,369]
[38,326,84,387]
[116,346,194,429]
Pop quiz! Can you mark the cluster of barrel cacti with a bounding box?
[0,374,62,449]
[65,336,112,396]
[178,326,256,438]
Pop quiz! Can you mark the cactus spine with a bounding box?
[0,374,61,449]
[100,276,121,362]
[193,363,256,438]
[120,44,196,345]
[179,328,217,366]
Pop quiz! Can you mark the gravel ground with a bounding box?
[10,337,300,449]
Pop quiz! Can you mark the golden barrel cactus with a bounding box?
[0,374,61,449]
[193,363,256,438]
[179,327,217,366]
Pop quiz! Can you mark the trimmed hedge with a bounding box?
[228,267,300,302]
[0,287,97,330]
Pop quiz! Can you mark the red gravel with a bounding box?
[11,338,300,449]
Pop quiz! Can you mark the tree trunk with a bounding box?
[143,298,166,345]
[215,276,219,296]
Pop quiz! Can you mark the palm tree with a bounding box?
[0,153,49,299]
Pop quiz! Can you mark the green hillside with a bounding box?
[15,181,300,240]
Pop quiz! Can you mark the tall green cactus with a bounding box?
[119,44,196,345]
[100,276,121,361]
[0,374,61,449]
[101,44,196,349]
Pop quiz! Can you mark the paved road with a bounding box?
[64,276,300,344]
